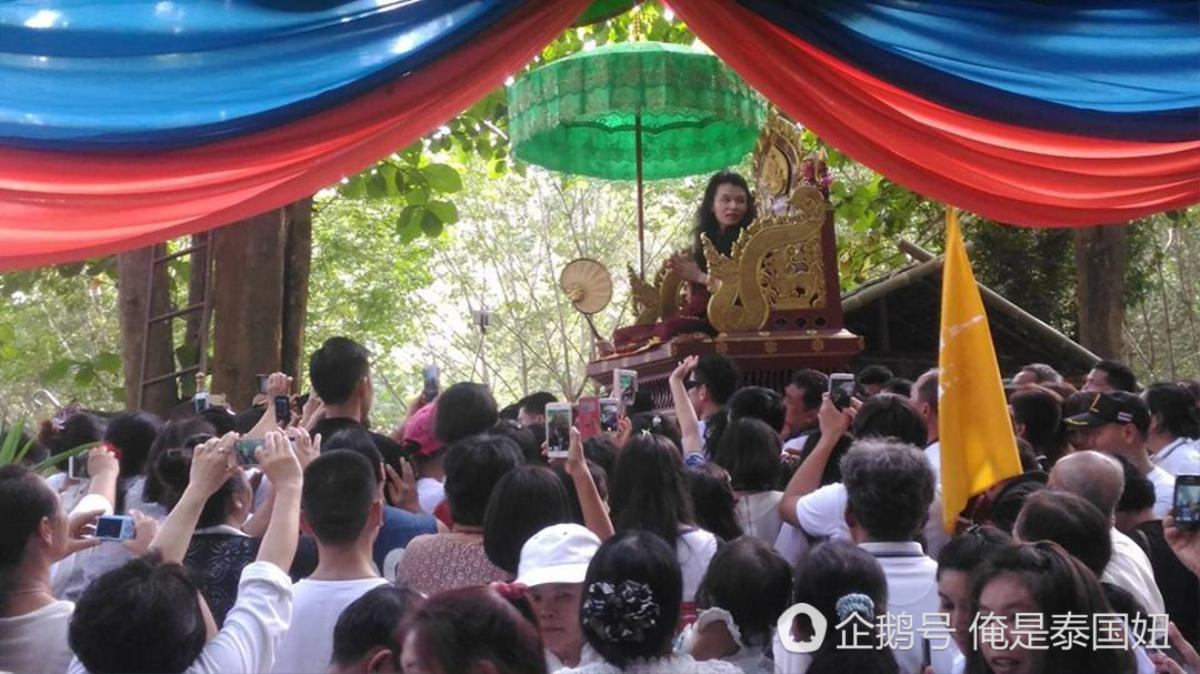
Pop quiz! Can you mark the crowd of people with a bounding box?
[2,338,1199,674]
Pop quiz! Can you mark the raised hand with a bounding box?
[62,508,104,558]
[86,445,119,481]
[565,427,589,479]
[257,431,302,492]
[265,372,293,399]
[817,393,855,440]
[190,433,237,497]
[286,426,320,470]
[122,509,159,557]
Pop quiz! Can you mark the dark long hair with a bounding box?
[580,530,682,668]
[483,465,572,574]
[793,541,897,672]
[403,586,546,674]
[609,434,695,547]
[691,171,756,271]
[687,463,742,542]
[965,541,1135,674]
[142,418,216,505]
[696,536,792,646]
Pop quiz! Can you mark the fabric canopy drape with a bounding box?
[0,0,591,269]
[1,0,1198,269]
[666,0,1200,228]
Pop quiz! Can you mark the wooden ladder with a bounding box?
[135,233,214,409]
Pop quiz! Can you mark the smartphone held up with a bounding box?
[1175,475,1200,529]
[828,373,856,410]
[545,403,572,459]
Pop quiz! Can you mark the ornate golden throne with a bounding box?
[587,114,863,408]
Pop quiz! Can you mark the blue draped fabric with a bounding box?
[0,0,524,150]
[741,0,1200,141]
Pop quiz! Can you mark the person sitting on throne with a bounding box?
[608,171,757,353]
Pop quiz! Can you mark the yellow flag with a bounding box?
[938,207,1022,532]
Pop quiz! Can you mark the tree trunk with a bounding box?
[117,244,179,415]
[211,210,286,411]
[1074,225,1128,359]
[281,198,313,381]
[210,200,313,410]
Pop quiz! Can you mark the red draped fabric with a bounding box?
[0,0,590,270]
[666,0,1200,227]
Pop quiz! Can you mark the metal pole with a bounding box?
[635,111,645,279]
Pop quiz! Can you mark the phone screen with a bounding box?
[615,370,637,409]
[1175,478,1200,528]
[546,405,572,458]
[256,374,269,394]
[422,364,440,401]
[94,515,133,541]
[829,374,856,409]
[68,455,89,480]
[235,438,263,465]
[600,399,620,433]
[274,396,290,424]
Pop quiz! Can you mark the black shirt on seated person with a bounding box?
[311,417,404,470]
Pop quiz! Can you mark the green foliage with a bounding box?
[0,261,124,418]
[0,419,93,472]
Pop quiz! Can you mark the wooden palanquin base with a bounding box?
[587,329,863,410]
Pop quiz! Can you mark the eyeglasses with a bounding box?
[684,378,704,391]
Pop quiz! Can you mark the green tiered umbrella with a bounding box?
[508,41,765,277]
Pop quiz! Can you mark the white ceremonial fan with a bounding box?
[559,258,613,340]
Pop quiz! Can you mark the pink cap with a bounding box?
[402,403,443,457]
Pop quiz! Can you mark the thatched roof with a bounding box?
[840,241,1098,379]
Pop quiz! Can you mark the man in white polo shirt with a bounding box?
[841,439,959,674]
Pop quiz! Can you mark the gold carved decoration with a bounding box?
[702,112,830,334]
[704,186,828,332]
[627,254,689,326]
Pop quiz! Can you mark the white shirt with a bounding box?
[773,523,811,568]
[69,561,293,674]
[1105,528,1166,615]
[0,599,74,674]
[1146,465,1175,518]
[924,441,941,487]
[271,576,387,674]
[1151,438,1200,477]
[556,653,741,674]
[782,432,813,454]
[793,483,852,542]
[678,528,719,603]
[859,542,961,674]
[416,477,445,516]
[679,606,772,673]
[736,490,784,544]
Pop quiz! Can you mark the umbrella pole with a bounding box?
[636,111,645,280]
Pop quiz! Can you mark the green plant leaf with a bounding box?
[340,175,366,199]
[95,351,122,373]
[426,200,459,226]
[424,164,463,193]
[44,359,72,382]
[29,441,96,475]
[74,366,97,386]
[366,172,389,199]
